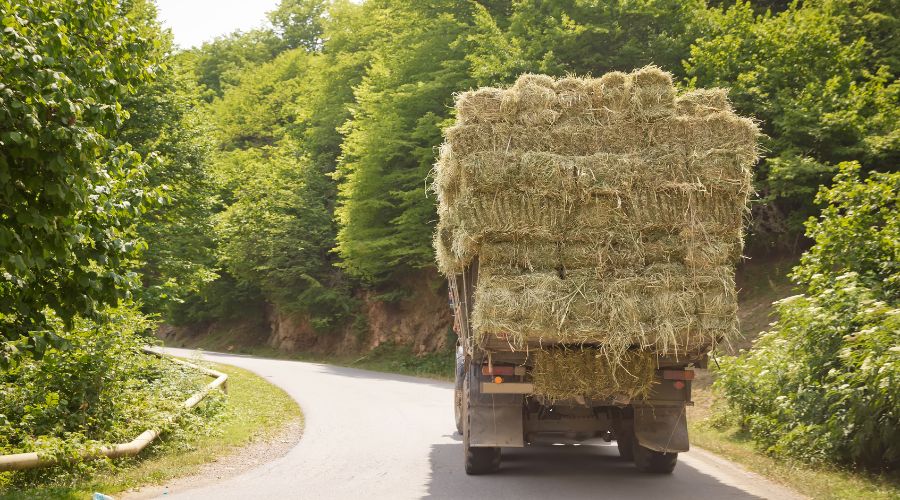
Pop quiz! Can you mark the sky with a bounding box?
[155,0,281,49]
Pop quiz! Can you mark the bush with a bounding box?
[0,0,162,346]
[0,306,224,485]
[715,163,899,470]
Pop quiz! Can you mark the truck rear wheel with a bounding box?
[465,439,501,475]
[633,442,678,473]
[611,408,634,460]
[454,346,465,434]
[616,433,634,461]
[454,387,463,435]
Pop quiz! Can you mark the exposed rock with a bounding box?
[161,270,453,356]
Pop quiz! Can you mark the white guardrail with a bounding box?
[0,348,227,472]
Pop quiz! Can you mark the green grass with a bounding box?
[341,343,455,380]
[0,362,302,500]
[688,385,900,500]
[690,422,900,499]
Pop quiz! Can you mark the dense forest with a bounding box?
[145,0,899,340]
[1,0,897,474]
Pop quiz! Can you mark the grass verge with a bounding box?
[340,343,454,380]
[0,362,302,500]
[689,386,899,500]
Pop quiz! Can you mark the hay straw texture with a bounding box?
[433,66,758,360]
[531,349,657,401]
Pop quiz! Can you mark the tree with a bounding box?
[206,39,357,327]
[465,0,706,86]
[0,0,161,357]
[686,0,899,246]
[121,52,219,319]
[333,1,478,284]
[211,49,311,150]
[190,29,285,99]
[291,0,374,170]
[215,144,348,327]
[268,0,328,52]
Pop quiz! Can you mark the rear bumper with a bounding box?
[479,373,693,406]
[480,382,534,394]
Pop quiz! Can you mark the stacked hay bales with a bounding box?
[434,67,758,396]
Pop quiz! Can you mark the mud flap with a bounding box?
[467,364,524,447]
[633,405,689,453]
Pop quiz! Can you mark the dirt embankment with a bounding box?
[732,253,797,352]
[160,254,796,358]
[159,270,453,356]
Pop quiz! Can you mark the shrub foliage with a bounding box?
[0,307,223,486]
[716,163,899,470]
[0,0,161,351]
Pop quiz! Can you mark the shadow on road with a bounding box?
[425,440,764,499]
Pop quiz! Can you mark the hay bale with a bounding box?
[595,71,631,114]
[447,193,575,240]
[471,264,738,353]
[630,65,676,120]
[434,221,464,275]
[433,66,758,374]
[511,73,561,126]
[479,239,560,271]
[454,149,749,201]
[444,113,757,159]
[554,76,595,125]
[531,349,657,401]
[455,87,505,125]
[676,88,732,116]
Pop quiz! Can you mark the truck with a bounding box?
[448,259,702,475]
[434,68,757,476]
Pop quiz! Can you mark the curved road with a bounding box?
[143,348,802,500]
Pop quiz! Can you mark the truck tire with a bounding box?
[611,408,634,460]
[616,433,634,461]
[463,370,501,475]
[454,346,465,434]
[633,442,678,473]
[465,439,501,475]
[454,388,464,435]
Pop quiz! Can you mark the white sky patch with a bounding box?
[155,0,281,49]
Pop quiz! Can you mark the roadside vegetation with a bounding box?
[689,418,900,500]
[1,362,301,499]
[715,166,899,471]
[0,309,225,491]
[0,0,297,494]
[690,166,899,497]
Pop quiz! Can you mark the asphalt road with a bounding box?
[143,348,802,500]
